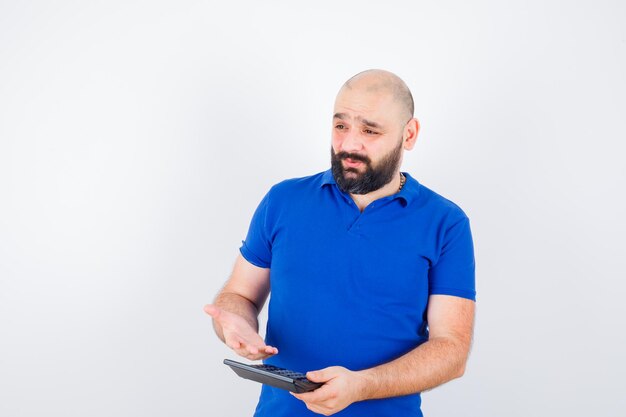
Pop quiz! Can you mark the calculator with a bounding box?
[223,359,324,393]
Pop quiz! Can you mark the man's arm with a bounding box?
[204,253,278,360]
[292,295,475,416]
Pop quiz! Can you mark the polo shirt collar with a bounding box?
[320,169,336,186]
[319,169,420,206]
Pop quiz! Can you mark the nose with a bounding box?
[340,127,364,153]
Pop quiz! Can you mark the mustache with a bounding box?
[334,151,371,164]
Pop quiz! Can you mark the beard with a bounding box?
[331,139,403,194]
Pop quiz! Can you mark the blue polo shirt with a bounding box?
[240,169,476,417]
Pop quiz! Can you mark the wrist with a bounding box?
[354,368,378,401]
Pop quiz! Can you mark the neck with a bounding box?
[350,171,403,212]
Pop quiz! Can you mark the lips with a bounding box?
[343,158,364,168]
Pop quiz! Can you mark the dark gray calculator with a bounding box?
[223,359,323,393]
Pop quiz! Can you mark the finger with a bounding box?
[226,337,243,350]
[306,403,330,416]
[233,343,265,360]
[226,339,242,350]
[306,368,335,383]
[291,392,330,413]
[252,347,278,358]
[234,348,274,360]
[236,338,265,355]
[264,346,279,354]
[292,395,330,415]
[241,345,276,360]
[203,304,221,318]
[290,392,305,401]
[245,352,273,361]
[235,347,254,358]
[291,385,331,403]
[238,339,277,356]
[252,345,278,360]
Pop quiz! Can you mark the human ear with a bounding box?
[403,118,420,150]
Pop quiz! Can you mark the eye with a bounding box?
[363,129,379,135]
[335,124,346,130]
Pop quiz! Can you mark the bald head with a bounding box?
[340,69,414,122]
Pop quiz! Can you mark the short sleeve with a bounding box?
[428,216,476,301]
[239,189,273,268]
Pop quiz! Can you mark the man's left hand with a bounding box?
[290,366,367,416]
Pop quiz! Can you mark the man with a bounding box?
[205,69,476,417]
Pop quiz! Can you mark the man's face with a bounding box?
[331,86,407,194]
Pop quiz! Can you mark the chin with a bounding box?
[342,170,361,180]
[343,166,363,175]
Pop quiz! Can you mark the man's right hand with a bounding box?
[203,304,278,360]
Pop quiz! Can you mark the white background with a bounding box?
[1,1,625,416]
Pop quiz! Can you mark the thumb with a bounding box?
[306,367,335,383]
[203,304,221,319]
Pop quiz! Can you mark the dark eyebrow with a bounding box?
[333,113,384,130]
[360,118,382,130]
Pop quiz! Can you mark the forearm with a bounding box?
[357,336,470,400]
[211,291,260,342]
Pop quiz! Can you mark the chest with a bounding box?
[268,197,436,311]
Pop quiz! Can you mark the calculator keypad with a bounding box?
[250,364,309,381]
